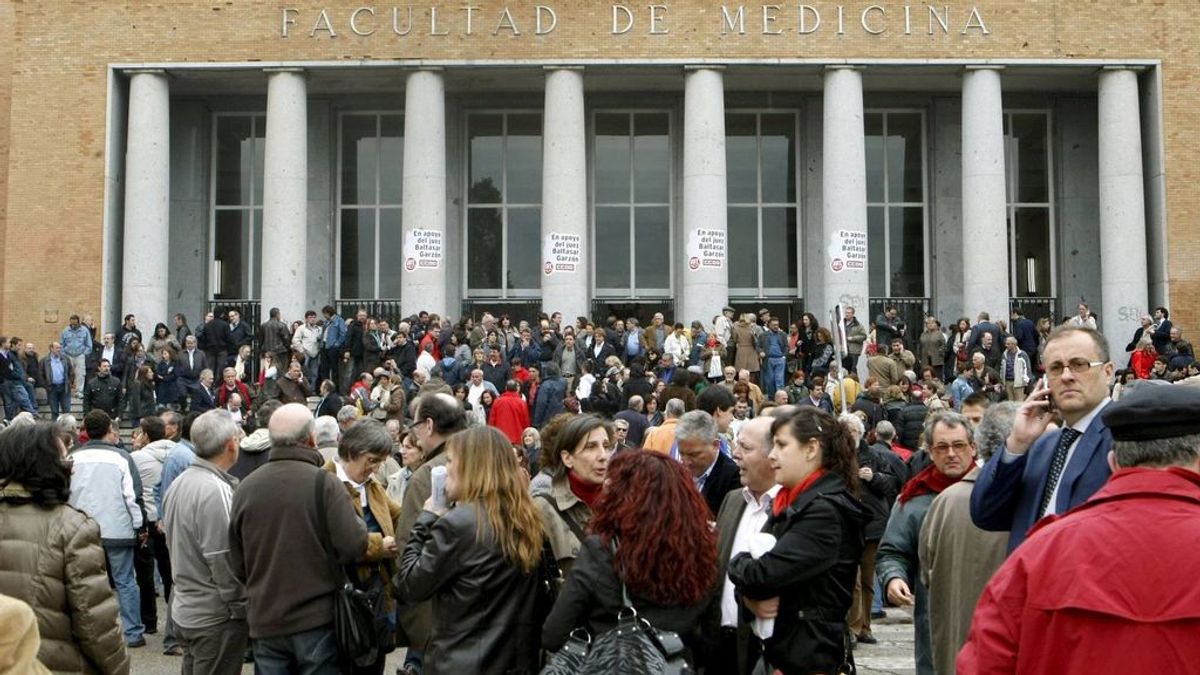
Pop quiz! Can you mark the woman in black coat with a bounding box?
[393,426,544,675]
[542,451,718,663]
[728,407,867,675]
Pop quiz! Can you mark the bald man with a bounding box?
[228,402,367,671]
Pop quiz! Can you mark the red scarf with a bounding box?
[568,471,603,508]
[773,469,827,517]
[899,464,967,505]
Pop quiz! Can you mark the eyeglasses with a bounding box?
[1045,358,1106,378]
[930,441,972,455]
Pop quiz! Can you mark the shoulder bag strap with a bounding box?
[313,469,347,584]
[536,492,588,546]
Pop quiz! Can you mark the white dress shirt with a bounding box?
[721,484,782,628]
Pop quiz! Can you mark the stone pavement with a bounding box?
[129,597,916,674]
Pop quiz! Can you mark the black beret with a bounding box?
[1102,383,1200,441]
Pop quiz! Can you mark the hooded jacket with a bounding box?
[67,440,144,546]
[132,439,174,522]
[230,428,271,481]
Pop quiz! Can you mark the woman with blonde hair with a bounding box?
[393,426,544,674]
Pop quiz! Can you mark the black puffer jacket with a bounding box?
[394,505,540,675]
[856,441,901,540]
[896,402,929,451]
[728,472,867,675]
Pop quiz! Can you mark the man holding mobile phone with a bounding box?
[969,326,1115,553]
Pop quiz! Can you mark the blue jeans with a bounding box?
[47,383,71,419]
[762,356,786,398]
[253,624,339,675]
[104,544,144,643]
[303,354,321,391]
[2,380,34,419]
[872,577,883,614]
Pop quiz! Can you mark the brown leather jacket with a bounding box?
[0,484,130,674]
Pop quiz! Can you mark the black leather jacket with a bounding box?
[728,472,867,675]
[394,505,540,675]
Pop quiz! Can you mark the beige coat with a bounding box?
[322,462,404,612]
[533,471,592,578]
[918,468,1008,675]
[0,594,51,674]
[0,484,129,675]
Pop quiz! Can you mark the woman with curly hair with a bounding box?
[728,406,867,675]
[542,451,719,662]
[0,422,130,674]
[393,426,544,675]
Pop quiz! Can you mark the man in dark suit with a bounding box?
[971,326,1115,553]
[1009,307,1039,358]
[226,309,252,355]
[966,312,1004,365]
[198,311,231,374]
[176,335,209,405]
[189,368,217,412]
[675,410,742,518]
[709,416,778,675]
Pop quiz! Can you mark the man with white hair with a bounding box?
[710,415,779,674]
[674,410,740,517]
[313,416,341,463]
[229,403,368,672]
[163,410,248,673]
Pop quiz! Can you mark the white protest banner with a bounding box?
[542,232,582,275]
[828,229,867,274]
[686,228,726,271]
[403,229,443,271]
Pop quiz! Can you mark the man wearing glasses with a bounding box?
[877,411,978,675]
[970,326,1114,553]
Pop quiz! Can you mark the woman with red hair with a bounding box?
[541,451,718,662]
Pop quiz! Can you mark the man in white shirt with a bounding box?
[465,368,498,407]
[711,416,780,675]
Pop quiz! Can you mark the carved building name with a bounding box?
[281,4,990,39]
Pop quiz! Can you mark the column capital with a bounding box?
[683,64,726,72]
[543,65,584,72]
[408,66,445,73]
[963,64,1006,72]
[263,66,306,76]
[1100,64,1147,73]
[125,68,168,77]
[824,64,864,72]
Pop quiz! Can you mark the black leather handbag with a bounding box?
[541,539,691,675]
[314,470,379,668]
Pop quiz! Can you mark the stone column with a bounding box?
[402,69,448,318]
[680,66,728,325]
[122,70,170,327]
[820,66,869,322]
[961,66,1009,322]
[540,67,588,321]
[260,68,308,322]
[1098,66,1148,340]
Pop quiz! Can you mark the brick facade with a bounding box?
[0,1,1196,347]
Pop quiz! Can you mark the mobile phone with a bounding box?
[431,465,448,510]
[1041,374,1057,412]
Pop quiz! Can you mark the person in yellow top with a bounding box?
[643,398,686,454]
[828,364,862,413]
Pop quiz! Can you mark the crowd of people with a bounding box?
[1,300,1199,675]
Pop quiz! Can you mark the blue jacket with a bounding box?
[157,441,196,516]
[509,341,541,368]
[1012,317,1038,358]
[323,314,347,350]
[61,325,93,358]
[532,376,566,428]
[970,412,1113,553]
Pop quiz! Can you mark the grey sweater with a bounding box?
[162,458,245,629]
